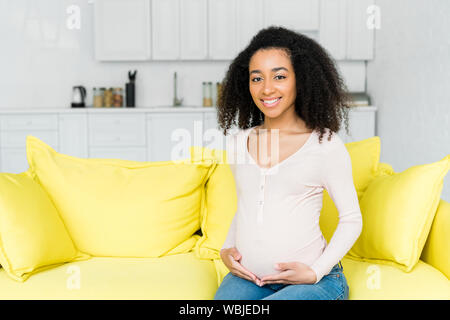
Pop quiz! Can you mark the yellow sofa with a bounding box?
[1,185,449,300]
[0,136,449,300]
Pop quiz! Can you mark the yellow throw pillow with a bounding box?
[0,170,89,282]
[190,146,238,260]
[347,155,450,272]
[320,136,380,241]
[26,135,217,257]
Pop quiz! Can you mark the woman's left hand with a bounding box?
[259,261,317,286]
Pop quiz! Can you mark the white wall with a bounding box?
[367,0,450,201]
[0,0,365,109]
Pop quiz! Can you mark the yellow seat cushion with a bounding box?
[26,135,217,257]
[347,155,450,272]
[0,252,218,299]
[0,170,89,282]
[190,146,238,260]
[341,257,450,299]
[320,136,381,241]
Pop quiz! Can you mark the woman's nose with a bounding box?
[263,81,276,95]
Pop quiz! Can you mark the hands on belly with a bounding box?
[259,261,317,286]
[220,247,263,286]
[220,248,317,287]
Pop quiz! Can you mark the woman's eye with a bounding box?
[252,75,286,82]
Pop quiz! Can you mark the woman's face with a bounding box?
[248,48,297,119]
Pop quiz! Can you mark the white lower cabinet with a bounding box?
[0,107,377,173]
[203,111,228,151]
[89,147,147,162]
[88,114,146,147]
[1,148,33,174]
[59,114,88,158]
[0,114,59,173]
[147,113,203,162]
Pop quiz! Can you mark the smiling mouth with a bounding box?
[261,97,282,107]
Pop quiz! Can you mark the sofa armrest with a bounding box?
[420,199,450,279]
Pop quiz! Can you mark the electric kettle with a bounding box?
[71,86,87,108]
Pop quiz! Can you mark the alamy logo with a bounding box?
[66,4,81,30]
[366,264,381,290]
[367,5,381,30]
[66,265,81,290]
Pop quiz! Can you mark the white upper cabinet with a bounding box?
[236,0,264,53]
[208,0,237,60]
[346,0,375,60]
[180,0,208,60]
[92,0,374,62]
[319,0,374,60]
[263,0,319,31]
[94,0,151,61]
[319,0,347,60]
[151,0,180,60]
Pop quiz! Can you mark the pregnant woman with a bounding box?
[213,26,363,300]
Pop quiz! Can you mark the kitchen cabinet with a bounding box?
[203,111,228,151]
[151,0,179,60]
[88,114,146,147]
[264,0,319,31]
[147,113,203,161]
[236,0,264,53]
[151,0,208,60]
[208,0,237,60]
[59,114,88,158]
[1,148,29,175]
[0,114,59,173]
[89,147,147,161]
[319,0,347,60]
[346,0,375,60]
[0,107,377,173]
[94,0,151,61]
[180,0,208,60]
[319,0,374,60]
[92,0,374,62]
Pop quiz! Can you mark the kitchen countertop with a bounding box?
[0,106,218,113]
[0,106,377,114]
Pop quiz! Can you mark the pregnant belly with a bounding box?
[236,237,326,279]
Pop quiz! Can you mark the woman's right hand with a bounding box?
[220,247,262,286]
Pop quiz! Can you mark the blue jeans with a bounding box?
[214,262,349,300]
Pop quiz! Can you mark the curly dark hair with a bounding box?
[217,26,351,143]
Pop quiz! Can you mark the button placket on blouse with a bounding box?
[257,171,267,225]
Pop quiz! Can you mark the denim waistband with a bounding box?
[334,260,343,271]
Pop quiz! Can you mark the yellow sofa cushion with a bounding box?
[0,170,89,282]
[347,155,450,272]
[341,257,450,299]
[26,135,217,257]
[421,199,450,279]
[0,252,218,299]
[190,146,238,260]
[320,136,381,241]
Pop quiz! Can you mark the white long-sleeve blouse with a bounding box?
[221,127,363,284]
